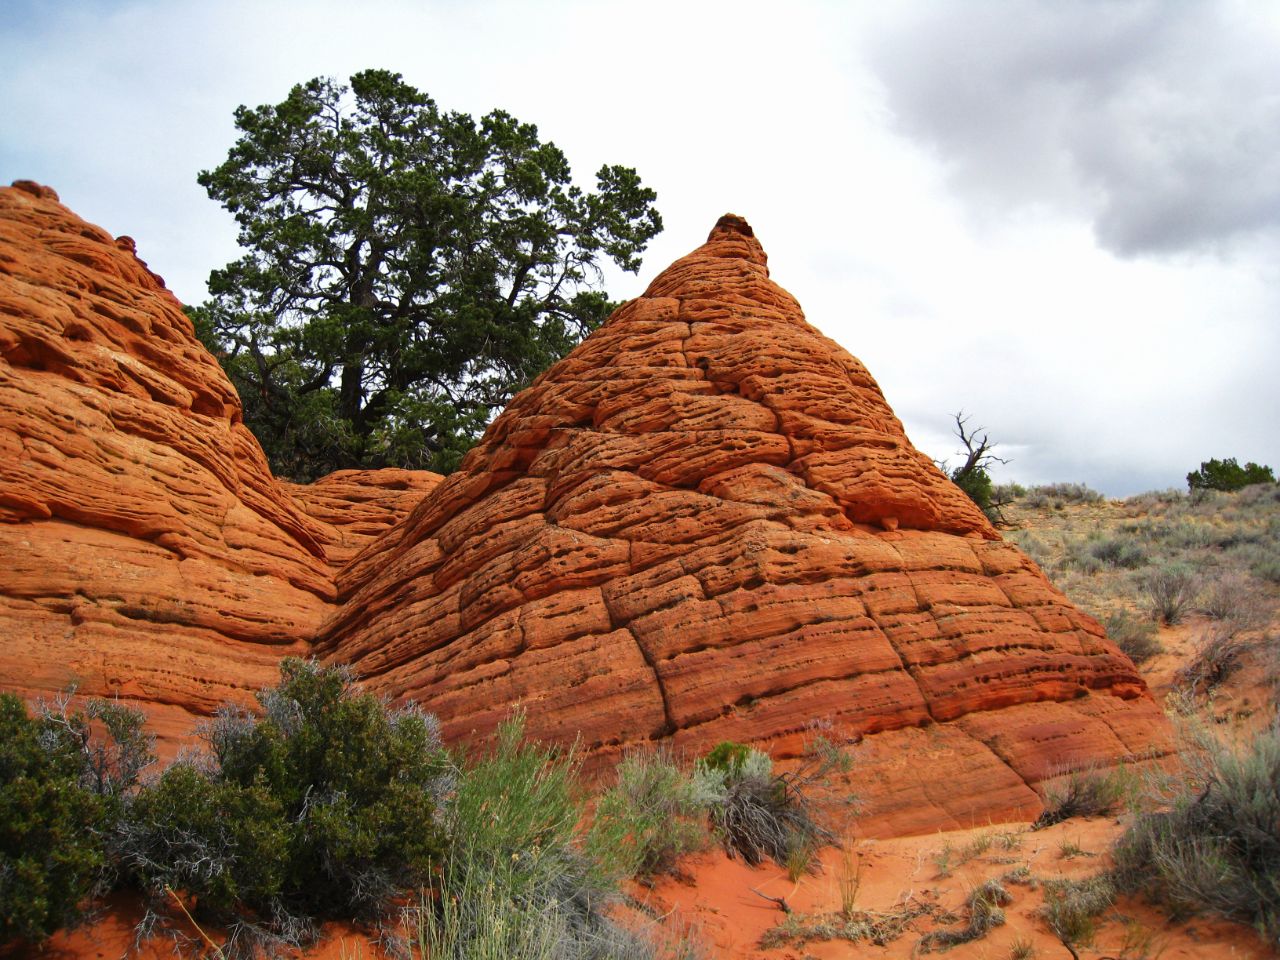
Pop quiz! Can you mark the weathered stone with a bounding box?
[0,191,1169,833]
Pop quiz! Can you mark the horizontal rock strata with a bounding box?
[0,182,437,749]
[0,188,1168,831]
[317,214,1171,828]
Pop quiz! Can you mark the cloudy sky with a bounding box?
[2,0,1277,495]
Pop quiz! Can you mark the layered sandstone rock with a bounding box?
[0,182,437,746]
[319,215,1170,828]
[0,185,1167,831]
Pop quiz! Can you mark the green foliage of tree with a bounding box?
[194,69,662,479]
[1186,457,1275,493]
[124,659,451,948]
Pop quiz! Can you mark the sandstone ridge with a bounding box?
[0,184,1168,831]
[317,213,1170,830]
[0,183,440,747]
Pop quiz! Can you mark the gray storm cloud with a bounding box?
[865,1,1280,257]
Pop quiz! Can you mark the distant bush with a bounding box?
[1086,537,1148,570]
[0,693,152,947]
[1202,573,1268,631]
[1112,722,1280,941]
[1103,611,1163,665]
[1009,530,1052,569]
[123,659,450,955]
[1124,488,1185,513]
[1023,483,1106,509]
[1187,457,1275,493]
[991,482,1027,503]
[1141,563,1199,625]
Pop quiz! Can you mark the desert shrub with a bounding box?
[0,692,153,947]
[1063,543,1103,575]
[591,748,709,878]
[992,481,1027,503]
[700,740,753,776]
[1040,875,1114,956]
[1,695,106,945]
[1086,537,1148,570]
[1141,563,1199,625]
[1102,610,1163,665]
[918,878,1012,951]
[122,659,450,954]
[424,713,649,960]
[1174,624,1254,695]
[1112,722,1280,941]
[694,742,835,869]
[1033,766,1132,829]
[1124,489,1185,513]
[1024,483,1105,509]
[1187,458,1275,493]
[1246,547,1280,585]
[1202,572,1268,630]
[1009,530,1052,568]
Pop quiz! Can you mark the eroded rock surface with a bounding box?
[0,183,437,747]
[0,188,1167,831]
[318,214,1170,829]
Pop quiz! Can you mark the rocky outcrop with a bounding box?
[0,183,437,748]
[318,214,1170,828]
[0,187,1167,831]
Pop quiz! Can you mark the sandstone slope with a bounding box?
[0,182,439,745]
[318,215,1170,830]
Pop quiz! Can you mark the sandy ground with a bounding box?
[638,816,1273,959]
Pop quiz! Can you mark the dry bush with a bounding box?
[1142,564,1199,625]
[1040,876,1115,959]
[1102,610,1164,665]
[918,879,1012,952]
[1203,572,1270,630]
[1034,766,1133,829]
[1175,623,1254,695]
[1111,721,1280,942]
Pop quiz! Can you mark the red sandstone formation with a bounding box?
[318,214,1170,829]
[0,185,1168,831]
[0,182,437,746]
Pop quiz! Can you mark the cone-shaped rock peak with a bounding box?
[318,216,1170,830]
[0,192,1169,832]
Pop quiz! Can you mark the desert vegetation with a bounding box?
[3,478,1277,958]
[0,662,851,957]
[1005,480,1279,707]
